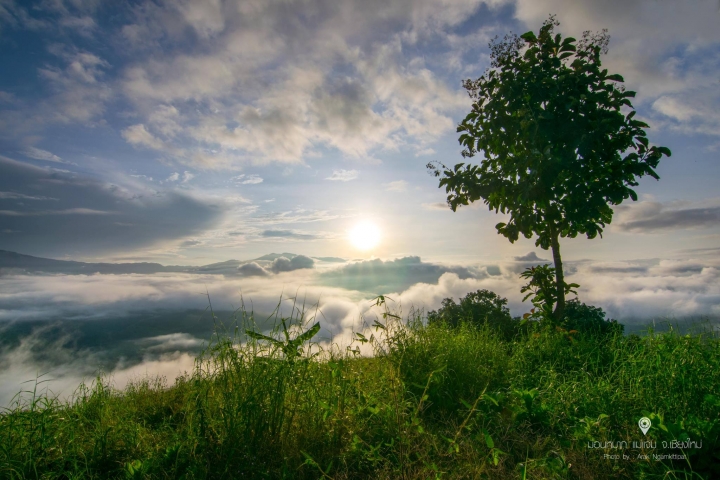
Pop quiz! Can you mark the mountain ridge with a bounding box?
[0,250,345,275]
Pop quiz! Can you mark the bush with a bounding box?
[562,299,624,338]
[427,289,519,339]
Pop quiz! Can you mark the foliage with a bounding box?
[428,16,671,317]
[427,289,519,338]
[563,298,624,338]
[520,264,578,318]
[2,298,719,479]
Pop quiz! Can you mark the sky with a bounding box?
[0,0,719,404]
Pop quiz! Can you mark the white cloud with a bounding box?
[181,171,194,183]
[111,0,481,168]
[383,180,408,192]
[2,248,720,405]
[0,192,57,201]
[232,174,263,184]
[122,124,167,151]
[38,47,112,124]
[512,0,720,137]
[22,147,63,163]
[415,148,436,157]
[325,169,358,182]
[613,199,720,233]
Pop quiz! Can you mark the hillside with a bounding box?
[2,303,718,479]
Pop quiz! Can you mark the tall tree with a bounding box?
[429,17,670,320]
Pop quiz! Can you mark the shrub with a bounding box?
[562,299,624,338]
[427,289,519,339]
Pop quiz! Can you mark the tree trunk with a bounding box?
[550,225,565,322]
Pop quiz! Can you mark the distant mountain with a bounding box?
[0,250,192,275]
[0,250,346,275]
[254,253,300,261]
[313,256,346,263]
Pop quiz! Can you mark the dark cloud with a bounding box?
[591,265,649,274]
[319,256,482,293]
[237,262,269,277]
[0,156,223,257]
[271,255,315,273]
[513,252,549,262]
[616,202,720,233]
[486,265,501,276]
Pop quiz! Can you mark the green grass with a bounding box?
[1,299,719,479]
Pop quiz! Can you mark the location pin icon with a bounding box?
[638,417,651,436]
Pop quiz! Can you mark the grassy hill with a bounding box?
[1,302,719,479]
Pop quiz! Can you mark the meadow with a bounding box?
[1,295,719,479]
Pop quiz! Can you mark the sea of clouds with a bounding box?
[2,253,719,406]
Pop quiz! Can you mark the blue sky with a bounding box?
[1,0,717,265]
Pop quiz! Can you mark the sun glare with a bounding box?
[348,221,381,250]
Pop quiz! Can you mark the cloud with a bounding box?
[415,148,436,157]
[590,264,650,275]
[0,192,58,201]
[513,252,549,262]
[0,325,198,407]
[0,155,223,257]
[261,230,318,240]
[513,0,720,136]
[110,0,477,167]
[22,147,63,163]
[163,171,194,183]
[0,208,113,216]
[253,209,344,225]
[421,202,448,210]
[129,174,154,181]
[1,250,719,405]
[614,200,720,233]
[383,180,408,192]
[271,255,315,273]
[232,174,263,185]
[38,46,112,125]
[237,262,269,277]
[122,124,167,151]
[319,256,481,293]
[325,169,359,182]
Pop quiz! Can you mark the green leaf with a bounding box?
[295,322,321,344]
[484,431,494,449]
[606,74,624,82]
[245,330,280,345]
[520,31,537,42]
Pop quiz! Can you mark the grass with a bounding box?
[1,297,719,479]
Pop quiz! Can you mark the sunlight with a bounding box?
[348,221,381,250]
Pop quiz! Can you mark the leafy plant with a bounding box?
[520,264,578,319]
[246,319,320,361]
[427,289,519,339]
[428,15,671,319]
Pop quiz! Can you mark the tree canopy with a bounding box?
[429,16,671,318]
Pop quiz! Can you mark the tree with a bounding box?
[428,16,671,320]
[427,289,517,339]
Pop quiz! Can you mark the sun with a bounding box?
[348,221,381,250]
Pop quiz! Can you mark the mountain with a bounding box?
[0,250,346,275]
[0,250,192,275]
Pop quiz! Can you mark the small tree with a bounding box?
[427,289,517,339]
[429,16,671,319]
